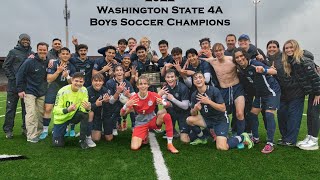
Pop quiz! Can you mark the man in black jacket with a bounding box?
[2,33,33,139]
[16,42,49,143]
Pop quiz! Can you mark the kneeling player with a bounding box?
[187,72,253,150]
[120,75,179,154]
[52,72,92,149]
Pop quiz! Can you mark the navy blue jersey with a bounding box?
[69,57,94,87]
[115,51,129,62]
[93,57,119,83]
[132,59,158,76]
[130,53,138,62]
[87,86,107,112]
[240,59,281,97]
[190,85,225,119]
[165,81,189,113]
[47,60,76,88]
[158,54,174,82]
[106,78,135,111]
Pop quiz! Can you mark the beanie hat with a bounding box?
[19,33,31,41]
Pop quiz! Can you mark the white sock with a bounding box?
[43,126,48,133]
[167,137,173,144]
[235,136,242,143]
[197,131,203,137]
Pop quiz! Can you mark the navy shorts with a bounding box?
[220,83,244,114]
[45,84,59,104]
[203,115,229,137]
[92,109,103,131]
[169,110,190,134]
[252,94,280,110]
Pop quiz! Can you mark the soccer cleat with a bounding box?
[27,137,40,143]
[39,132,48,140]
[251,137,260,144]
[5,131,13,139]
[261,143,274,154]
[86,137,97,148]
[122,121,127,131]
[237,143,245,149]
[190,138,207,145]
[299,136,319,150]
[167,143,179,154]
[296,135,311,147]
[69,130,76,137]
[209,128,217,142]
[112,129,118,136]
[241,132,254,149]
[64,130,70,137]
[80,140,89,149]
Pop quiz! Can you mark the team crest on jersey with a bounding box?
[175,93,179,98]
[86,64,91,68]
[107,90,111,94]
[148,100,153,106]
[248,71,254,75]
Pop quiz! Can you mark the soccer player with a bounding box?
[282,39,320,150]
[186,72,253,150]
[158,40,174,80]
[93,45,119,82]
[16,42,49,143]
[204,43,246,147]
[127,37,139,62]
[52,72,92,149]
[39,47,76,140]
[233,48,280,153]
[198,38,213,58]
[87,73,110,143]
[238,34,266,61]
[104,65,135,140]
[139,36,158,63]
[2,33,33,138]
[159,69,191,143]
[120,75,179,154]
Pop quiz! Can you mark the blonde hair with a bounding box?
[137,75,150,85]
[282,39,304,76]
[140,36,151,50]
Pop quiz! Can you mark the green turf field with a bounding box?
[0,92,320,179]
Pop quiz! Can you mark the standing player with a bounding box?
[198,38,213,58]
[52,72,91,149]
[120,76,179,154]
[159,69,191,143]
[233,48,280,153]
[47,38,62,60]
[224,34,237,56]
[39,47,76,139]
[186,72,253,150]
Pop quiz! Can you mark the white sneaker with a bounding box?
[112,129,118,136]
[86,137,96,148]
[296,135,311,147]
[299,136,319,150]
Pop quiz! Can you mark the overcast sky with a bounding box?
[1,0,319,61]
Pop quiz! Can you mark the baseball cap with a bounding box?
[238,34,250,41]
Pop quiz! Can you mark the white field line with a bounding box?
[0,111,21,118]
[303,114,307,116]
[149,132,171,180]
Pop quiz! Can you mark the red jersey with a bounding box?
[131,91,160,115]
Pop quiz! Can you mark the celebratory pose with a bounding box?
[186,72,253,150]
[120,76,179,154]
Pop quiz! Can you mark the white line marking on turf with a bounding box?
[149,132,171,180]
[0,111,21,118]
[303,114,307,116]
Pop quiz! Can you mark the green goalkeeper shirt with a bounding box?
[53,85,89,124]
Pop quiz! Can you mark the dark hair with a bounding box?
[58,47,70,54]
[225,34,237,41]
[77,44,88,51]
[186,48,198,57]
[266,40,280,49]
[171,47,182,55]
[118,39,128,45]
[127,37,137,42]
[165,69,177,77]
[105,45,117,52]
[136,45,147,52]
[192,71,204,78]
[212,43,225,51]
[232,47,250,64]
[158,40,168,46]
[52,38,62,43]
[113,64,124,72]
[37,42,49,49]
[91,73,105,82]
[72,72,85,79]
[199,38,211,45]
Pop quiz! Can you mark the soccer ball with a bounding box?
[119,93,129,104]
